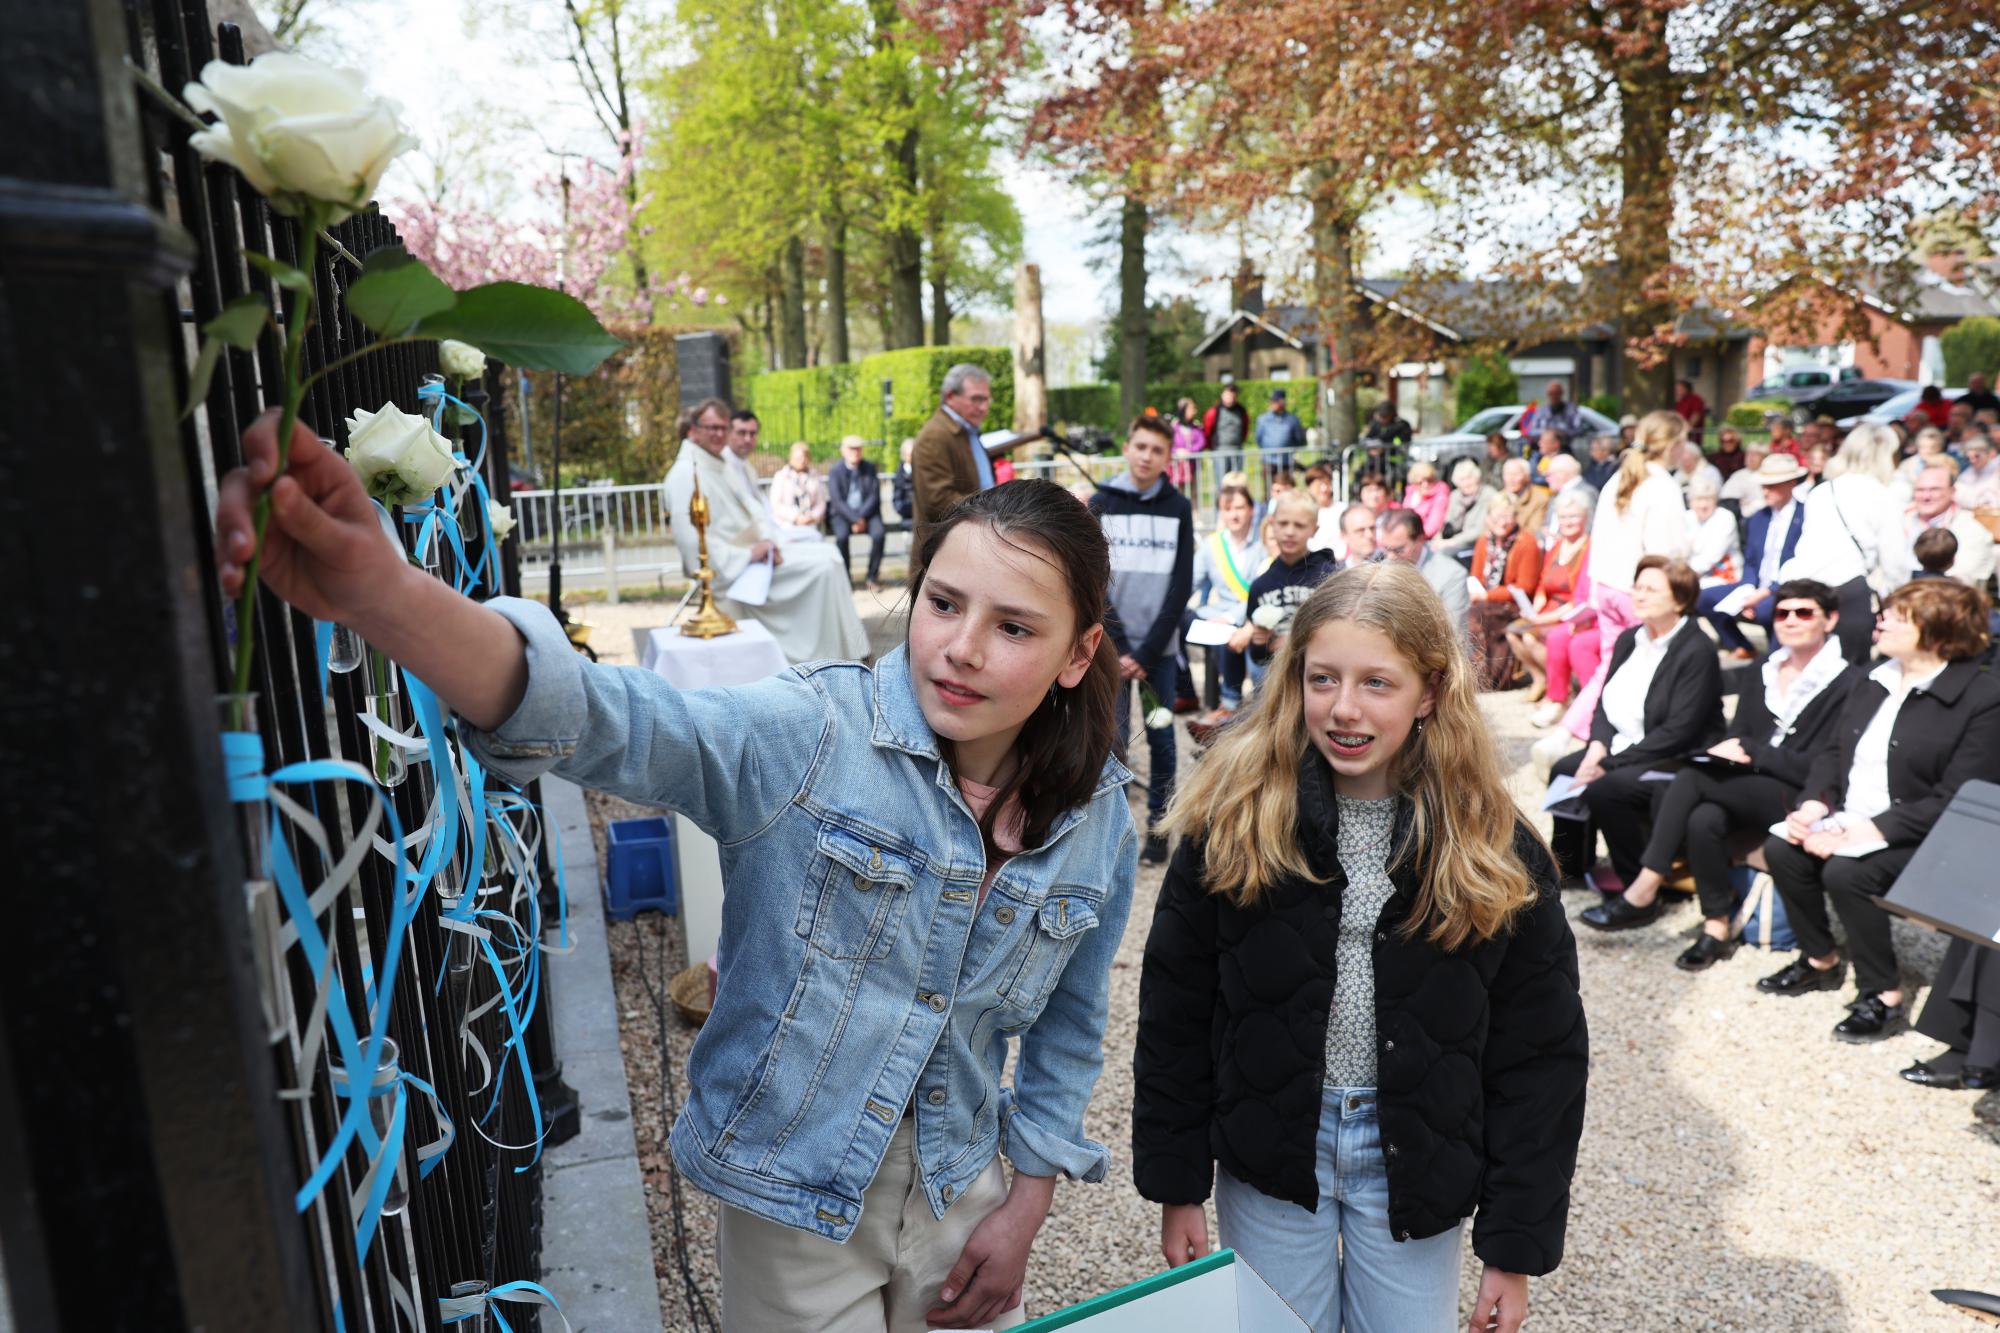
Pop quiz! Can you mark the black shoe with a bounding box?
[1967,1066,2000,1090]
[1142,831,1170,865]
[1578,893,1662,932]
[1756,956,1848,996]
[1675,934,1738,972]
[1902,1058,1972,1089]
[1833,992,1908,1043]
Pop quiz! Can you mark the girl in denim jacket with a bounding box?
[215,416,1137,1331]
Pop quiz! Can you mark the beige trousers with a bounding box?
[718,1120,1024,1333]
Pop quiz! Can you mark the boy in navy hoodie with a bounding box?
[1236,490,1339,670]
[1089,415,1194,863]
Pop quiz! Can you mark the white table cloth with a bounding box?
[627,621,788,972]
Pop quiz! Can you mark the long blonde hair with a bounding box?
[1165,562,1542,951]
[1827,422,1899,485]
[1614,409,1687,513]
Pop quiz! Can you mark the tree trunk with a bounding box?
[887,127,925,349]
[827,216,850,364]
[930,272,951,346]
[1013,262,1047,434]
[1311,186,1360,450]
[1614,8,1678,414]
[780,236,808,369]
[1118,194,1148,424]
[761,284,777,371]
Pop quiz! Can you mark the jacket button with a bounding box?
[1383,1039,1395,1052]
[1375,930,1387,944]
[853,871,874,890]
[995,906,1016,925]
[870,849,885,870]
[928,1088,946,1105]
[1387,1144,1398,1158]
[1399,1229,1411,1241]
[942,1184,955,1203]
[927,993,948,1014]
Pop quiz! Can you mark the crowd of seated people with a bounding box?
[1163,394,2000,1096]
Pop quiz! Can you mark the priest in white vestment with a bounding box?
[664,405,869,663]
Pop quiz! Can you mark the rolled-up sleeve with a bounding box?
[1000,825,1137,1182]
[460,597,825,845]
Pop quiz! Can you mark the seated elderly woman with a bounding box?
[1432,457,1497,556]
[1401,459,1451,538]
[1511,491,1593,714]
[1683,475,1741,589]
[1579,580,1859,961]
[1760,579,2000,1042]
[1467,491,1544,689]
[1548,556,1726,888]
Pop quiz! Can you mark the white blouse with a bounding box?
[1600,617,1687,754]
[1840,659,1943,820]
[1779,473,1898,589]
[1590,464,1688,592]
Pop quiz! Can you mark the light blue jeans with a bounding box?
[1215,1088,1463,1333]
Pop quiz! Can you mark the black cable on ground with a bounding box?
[631,913,720,1331]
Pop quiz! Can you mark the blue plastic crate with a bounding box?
[605,816,678,921]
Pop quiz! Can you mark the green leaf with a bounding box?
[414,283,624,376]
[181,338,224,420]
[244,250,312,292]
[347,246,457,336]
[205,293,270,349]
[448,401,483,426]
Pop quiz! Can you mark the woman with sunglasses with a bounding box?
[1578,580,1859,969]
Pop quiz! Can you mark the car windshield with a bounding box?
[1460,407,1518,434]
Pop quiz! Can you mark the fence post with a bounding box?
[603,512,621,604]
[0,2,320,1326]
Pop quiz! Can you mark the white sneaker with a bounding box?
[1530,701,1565,728]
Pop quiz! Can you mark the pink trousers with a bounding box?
[1544,623,1602,705]
[1560,585,1638,739]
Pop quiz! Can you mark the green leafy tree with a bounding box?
[1094,297,1210,383]
[1943,317,2000,388]
[1453,345,1518,424]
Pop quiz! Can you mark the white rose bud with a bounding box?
[184,53,416,222]
[1251,605,1286,630]
[346,404,458,505]
[439,340,487,380]
[1145,707,1174,730]
[487,498,517,541]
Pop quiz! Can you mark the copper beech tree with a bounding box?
[927,0,2000,419]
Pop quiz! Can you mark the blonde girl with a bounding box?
[1133,562,1587,1333]
[1560,409,1689,737]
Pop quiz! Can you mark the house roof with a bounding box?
[1740,263,2000,325]
[1191,276,1756,359]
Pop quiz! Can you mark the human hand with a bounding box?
[1250,626,1272,647]
[1784,800,1828,845]
[215,408,412,626]
[1466,1266,1529,1333]
[1159,1204,1209,1268]
[1228,625,1254,653]
[1573,743,1607,786]
[1118,654,1144,681]
[852,520,866,534]
[749,539,782,566]
[1708,738,1752,764]
[924,1189,1047,1328]
[1739,587,1771,617]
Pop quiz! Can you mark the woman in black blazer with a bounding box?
[1580,579,1859,966]
[1550,557,1725,888]
[1761,579,2000,1042]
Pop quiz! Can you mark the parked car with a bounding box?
[1838,384,1965,428]
[1407,402,1622,477]
[1746,365,1861,402]
[1773,377,1915,426]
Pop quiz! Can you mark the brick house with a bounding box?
[1742,258,2000,389]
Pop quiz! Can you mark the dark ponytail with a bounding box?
[911,480,1121,850]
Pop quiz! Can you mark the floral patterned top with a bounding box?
[1324,794,1400,1088]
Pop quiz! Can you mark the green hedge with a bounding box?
[744,348,1014,469]
[1727,398,1792,429]
[1943,316,2000,386]
[1047,378,1318,432]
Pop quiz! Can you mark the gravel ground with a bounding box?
[569,595,2000,1330]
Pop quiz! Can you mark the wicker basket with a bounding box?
[1974,509,2000,542]
[669,962,713,1028]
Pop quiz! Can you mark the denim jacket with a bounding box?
[462,598,1137,1239]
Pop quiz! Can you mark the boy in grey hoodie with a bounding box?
[1087,416,1195,862]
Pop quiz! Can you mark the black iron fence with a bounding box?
[1,4,568,1329]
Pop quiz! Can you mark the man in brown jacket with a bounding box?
[910,363,995,561]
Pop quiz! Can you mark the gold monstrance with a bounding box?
[681,470,739,638]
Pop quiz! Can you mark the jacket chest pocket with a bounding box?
[998,892,1100,1013]
[794,824,921,960]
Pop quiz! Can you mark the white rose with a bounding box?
[1251,605,1286,630]
[184,53,416,222]
[487,498,517,541]
[1145,707,1174,730]
[439,340,487,380]
[346,404,458,505]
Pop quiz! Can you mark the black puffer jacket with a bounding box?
[1132,756,1588,1276]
